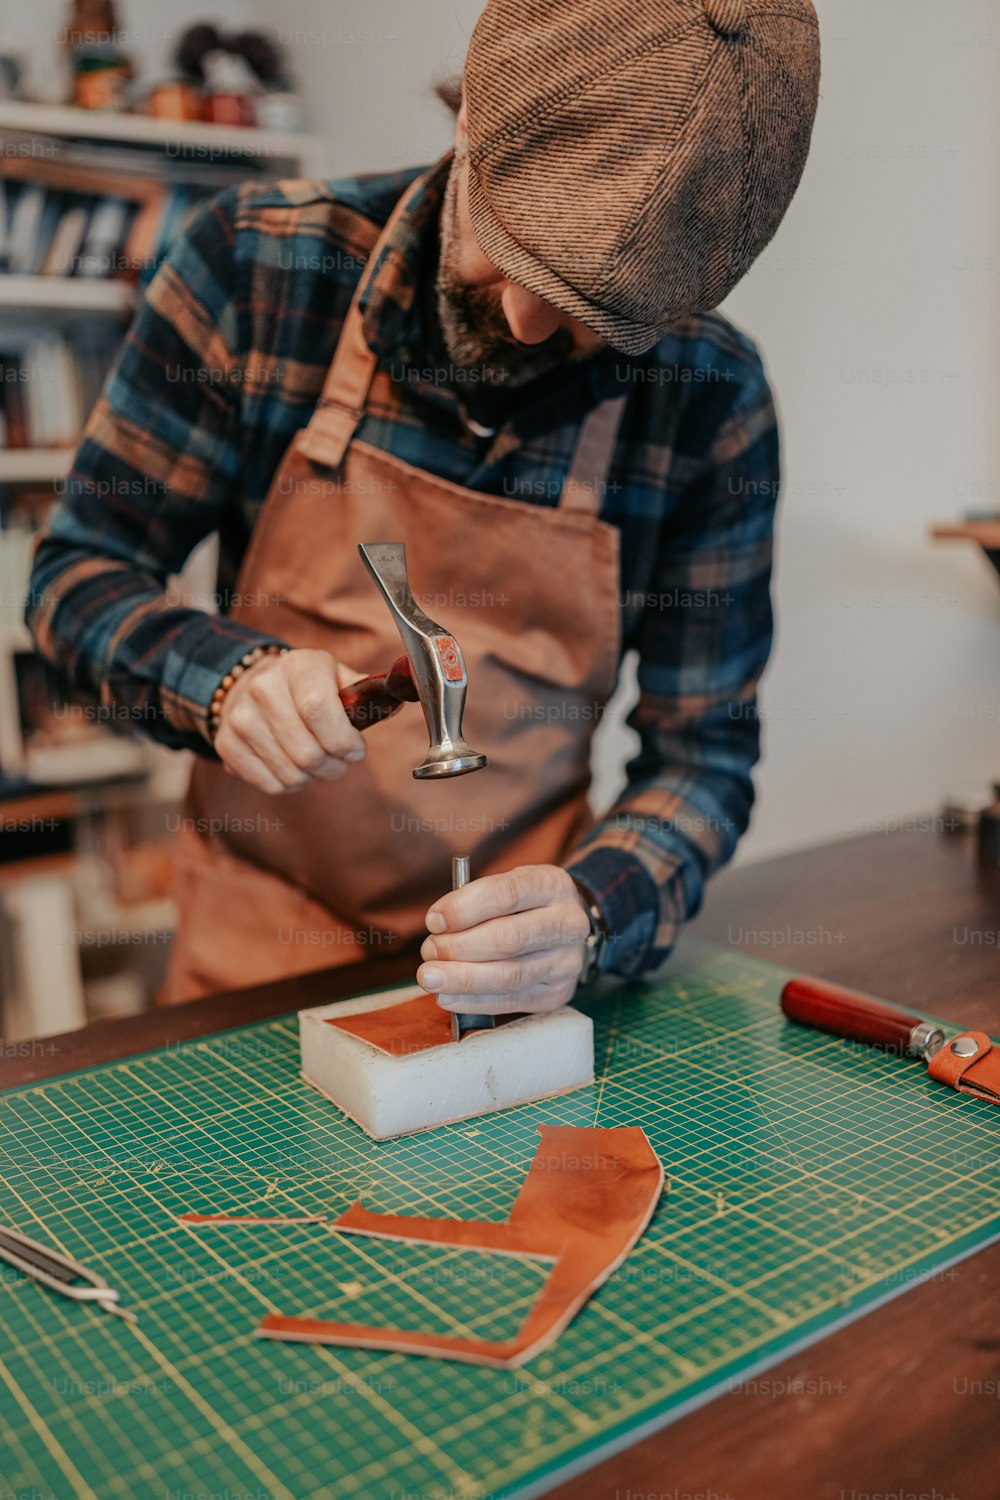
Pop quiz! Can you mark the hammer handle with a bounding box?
[780,976,922,1050]
[339,655,420,729]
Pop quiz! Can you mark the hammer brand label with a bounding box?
[434,634,465,683]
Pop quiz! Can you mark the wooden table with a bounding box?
[4,822,998,1500]
[931,519,1000,581]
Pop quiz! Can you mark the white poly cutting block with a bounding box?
[299,986,594,1140]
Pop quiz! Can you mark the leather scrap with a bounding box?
[256,1125,663,1367]
[325,991,519,1054]
[325,992,460,1055]
[927,1032,1000,1104]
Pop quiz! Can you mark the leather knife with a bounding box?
[781,975,1000,1105]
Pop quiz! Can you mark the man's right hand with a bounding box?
[214,648,369,794]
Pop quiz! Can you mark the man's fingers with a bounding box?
[213,649,372,792]
[221,702,311,788]
[249,667,354,780]
[425,865,567,933]
[417,945,582,997]
[287,653,367,760]
[436,987,569,1015]
[213,727,289,795]
[421,907,587,964]
[334,661,372,692]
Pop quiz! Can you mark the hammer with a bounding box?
[339,543,488,780]
[341,543,491,1042]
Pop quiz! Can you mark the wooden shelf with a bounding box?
[930,520,1000,585]
[0,99,327,176]
[84,897,177,942]
[0,850,77,890]
[931,521,1000,549]
[0,779,153,823]
[0,276,136,317]
[0,449,74,482]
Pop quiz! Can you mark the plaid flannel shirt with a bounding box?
[27,154,781,980]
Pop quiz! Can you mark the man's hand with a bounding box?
[214,648,368,794]
[417,865,591,1016]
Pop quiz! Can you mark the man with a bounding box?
[27,0,820,1010]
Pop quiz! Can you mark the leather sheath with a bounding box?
[927,1032,1000,1105]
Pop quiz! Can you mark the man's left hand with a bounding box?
[417,865,591,1016]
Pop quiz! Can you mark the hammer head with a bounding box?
[358,543,489,780]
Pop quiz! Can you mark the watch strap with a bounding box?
[571,877,610,983]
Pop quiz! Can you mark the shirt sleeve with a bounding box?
[565,354,780,978]
[25,186,288,757]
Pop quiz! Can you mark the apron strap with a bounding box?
[296,300,378,469]
[560,394,628,514]
[297,166,434,471]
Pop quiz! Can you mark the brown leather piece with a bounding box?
[927,1032,1000,1104]
[256,1125,664,1367]
[326,992,454,1055]
[325,991,516,1055]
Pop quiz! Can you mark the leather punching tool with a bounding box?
[339,543,493,1041]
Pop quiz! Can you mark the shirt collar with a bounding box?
[358,150,453,367]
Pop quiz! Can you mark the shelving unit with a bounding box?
[0,449,74,483]
[0,102,328,1036]
[0,99,328,177]
[0,275,136,319]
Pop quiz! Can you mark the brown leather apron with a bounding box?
[163,171,627,1003]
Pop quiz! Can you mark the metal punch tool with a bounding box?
[449,854,497,1043]
[0,1221,137,1323]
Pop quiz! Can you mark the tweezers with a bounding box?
[0,1222,136,1323]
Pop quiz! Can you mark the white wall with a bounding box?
[256,0,481,176]
[721,0,1000,857]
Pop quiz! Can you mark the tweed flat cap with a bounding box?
[463,0,821,355]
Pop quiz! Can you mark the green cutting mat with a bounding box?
[2,943,998,1500]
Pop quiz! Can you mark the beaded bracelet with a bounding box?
[208,644,289,742]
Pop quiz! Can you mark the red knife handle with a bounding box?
[338,655,420,729]
[780,976,924,1052]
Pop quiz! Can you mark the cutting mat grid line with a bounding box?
[1,947,998,1500]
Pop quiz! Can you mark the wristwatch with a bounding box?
[571,878,611,984]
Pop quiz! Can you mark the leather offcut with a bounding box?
[256,1125,664,1367]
